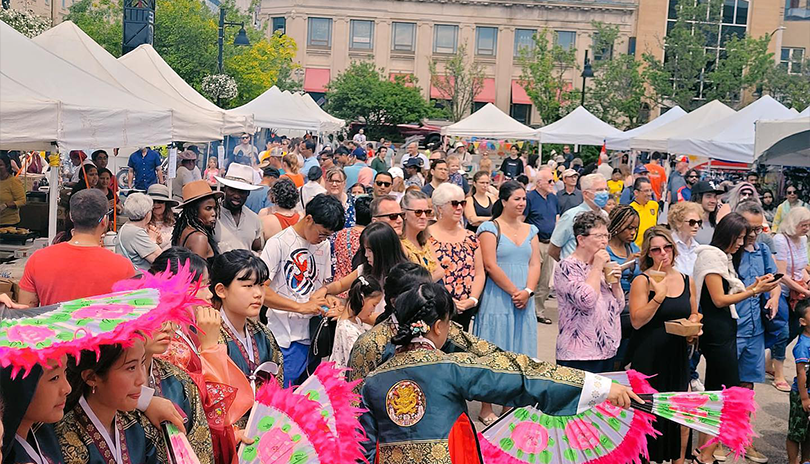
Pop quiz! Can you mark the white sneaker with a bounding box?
[690,378,705,392]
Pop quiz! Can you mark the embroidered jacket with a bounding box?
[8,424,63,464]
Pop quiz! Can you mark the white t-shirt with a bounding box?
[260,226,332,348]
[773,233,809,282]
[329,318,371,368]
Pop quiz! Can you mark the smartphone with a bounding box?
[770,273,784,282]
[620,260,637,270]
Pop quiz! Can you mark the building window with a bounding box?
[307,17,332,48]
[785,0,810,20]
[781,47,805,74]
[628,37,637,55]
[434,24,458,54]
[350,19,374,50]
[392,22,416,52]
[510,104,531,125]
[555,31,576,51]
[514,29,536,57]
[272,17,286,35]
[592,33,613,61]
[475,27,498,56]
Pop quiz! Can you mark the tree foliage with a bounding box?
[428,43,486,122]
[66,0,296,107]
[517,29,578,125]
[325,61,433,139]
[762,58,810,110]
[0,7,51,38]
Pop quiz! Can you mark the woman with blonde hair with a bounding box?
[667,201,705,277]
[400,189,444,281]
[281,153,303,187]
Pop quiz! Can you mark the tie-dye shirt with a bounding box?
[555,256,624,361]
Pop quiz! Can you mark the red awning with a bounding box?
[304,68,330,93]
[511,80,531,105]
[430,76,454,99]
[474,78,496,103]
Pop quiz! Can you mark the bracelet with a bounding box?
[469,297,479,306]
[652,297,663,305]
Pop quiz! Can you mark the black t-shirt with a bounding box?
[500,157,524,179]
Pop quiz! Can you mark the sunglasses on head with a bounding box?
[375,181,392,187]
[374,212,405,221]
[450,200,467,208]
[406,208,434,218]
[650,244,674,254]
[687,219,703,227]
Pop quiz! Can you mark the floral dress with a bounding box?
[331,226,363,290]
[430,231,479,330]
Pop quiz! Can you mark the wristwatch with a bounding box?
[524,287,535,297]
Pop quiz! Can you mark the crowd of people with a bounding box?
[1,133,809,464]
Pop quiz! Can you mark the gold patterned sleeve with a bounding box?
[445,322,502,356]
[133,411,169,464]
[346,323,393,394]
[162,362,215,464]
[55,412,90,464]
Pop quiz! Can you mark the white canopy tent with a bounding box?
[536,106,622,145]
[0,21,173,151]
[440,103,536,139]
[299,93,345,132]
[754,115,810,166]
[800,106,810,117]
[33,21,225,143]
[230,86,335,132]
[629,100,735,152]
[668,96,795,162]
[118,44,254,135]
[605,106,687,151]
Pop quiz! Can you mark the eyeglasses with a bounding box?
[585,233,610,240]
[650,244,674,255]
[406,208,434,218]
[450,200,467,208]
[328,178,345,184]
[375,181,392,187]
[687,219,704,227]
[374,212,405,221]
[787,190,798,195]
[749,226,764,234]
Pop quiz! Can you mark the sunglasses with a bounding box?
[375,181,392,187]
[374,212,405,221]
[406,208,434,218]
[687,175,699,179]
[687,219,703,227]
[98,208,114,223]
[450,200,467,208]
[787,190,798,195]
[650,244,674,255]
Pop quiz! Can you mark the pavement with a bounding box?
[467,297,793,464]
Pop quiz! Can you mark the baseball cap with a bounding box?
[562,168,579,178]
[404,157,423,168]
[676,155,689,164]
[692,180,724,196]
[633,164,649,174]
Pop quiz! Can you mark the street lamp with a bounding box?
[580,50,595,107]
[218,7,250,74]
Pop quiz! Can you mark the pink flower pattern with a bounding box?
[6,325,56,345]
[72,303,135,320]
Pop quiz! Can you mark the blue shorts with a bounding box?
[737,334,765,383]
[280,342,310,387]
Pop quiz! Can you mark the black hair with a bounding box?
[150,246,209,281]
[425,159,447,184]
[746,171,759,179]
[470,171,490,196]
[263,166,281,179]
[347,275,382,317]
[66,344,127,411]
[171,197,220,257]
[97,166,113,180]
[335,146,352,157]
[608,204,639,239]
[795,299,810,321]
[360,222,408,283]
[69,189,110,232]
[0,153,11,173]
[633,176,651,191]
[91,150,108,163]
[271,177,300,210]
[691,191,718,227]
[527,153,539,169]
[612,167,622,175]
[209,249,269,306]
[306,194,346,232]
[307,166,323,182]
[304,139,316,152]
[761,188,776,211]
[354,195,373,226]
[71,163,99,194]
[374,171,393,182]
[711,212,750,255]
[379,262,431,325]
[391,283,455,346]
[491,180,525,220]
[651,152,662,161]
[516,174,529,187]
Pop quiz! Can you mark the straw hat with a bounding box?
[146,184,179,207]
[177,180,224,207]
[215,163,261,191]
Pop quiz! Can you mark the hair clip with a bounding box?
[410,321,430,335]
[358,276,368,287]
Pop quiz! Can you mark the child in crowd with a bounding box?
[204,157,220,185]
[788,299,810,464]
[350,183,367,196]
[608,167,625,199]
[330,276,382,368]
[446,154,469,194]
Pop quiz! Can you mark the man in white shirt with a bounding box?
[399,141,429,170]
[172,149,202,201]
[260,194,346,385]
[214,163,264,253]
[352,128,367,145]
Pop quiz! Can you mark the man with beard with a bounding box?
[214,163,264,252]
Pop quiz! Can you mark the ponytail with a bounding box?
[347,275,382,317]
[391,283,454,346]
[491,180,524,220]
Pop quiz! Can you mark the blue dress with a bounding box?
[474,221,538,357]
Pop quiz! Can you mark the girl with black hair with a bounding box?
[56,341,166,464]
[212,250,284,398]
[359,283,642,464]
[329,276,382,368]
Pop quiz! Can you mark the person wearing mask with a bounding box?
[549,173,610,262]
[146,184,178,250]
[773,183,807,232]
[172,149,202,201]
[400,189,443,282]
[474,180,541,424]
[400,141,429,170]
[768,206,810,394]
[0,153,25,227]
[761,189,777,224]
[115,192,161,270]
[645,152,667,204]
[668,202,704,277]
[214,164,264,253]
[230,133,259,168]
[500,145,524,180]
[556,169,583,214]
[524,168,559,325]
[429,183,485,331]
[372,171,393,198]
[690,180,723,245]
[324,167,357,228]
[127,147,163,190]
[259,178,301,241]
[629,177,659,248]
[172,180,223,264]
[370,145,388,173]
[628,226,699,464]
[421,159,449,197]
[692,213,779,464]
[245,165,280,214]
[667,155,690,205]
[464,171,497,232]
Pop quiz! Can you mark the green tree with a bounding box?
[704,34,773,108]
[516,29,578,125]
[428,43,485,122]
[762,58,810,110]
[584,22,649,129]
[325,61,433,140]
[65,0,121,54]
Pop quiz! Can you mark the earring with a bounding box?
[91,386,96,395]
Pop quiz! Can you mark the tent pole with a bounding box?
[47,147,59,244]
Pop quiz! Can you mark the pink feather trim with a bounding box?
[703,386,757,459]
[310,362,368,463]
[254,381,348,464]
[1,267,197,378]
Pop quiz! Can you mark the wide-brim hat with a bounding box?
[178,180,224,207]
[215,163,261,191]
[146,184,179,207]
[178,149,197,161]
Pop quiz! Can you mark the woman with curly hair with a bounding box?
[259,177,300,240]
[172,180,223,264]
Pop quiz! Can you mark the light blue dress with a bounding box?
[474,221,538,357]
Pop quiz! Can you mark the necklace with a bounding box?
[496,218,523,243]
